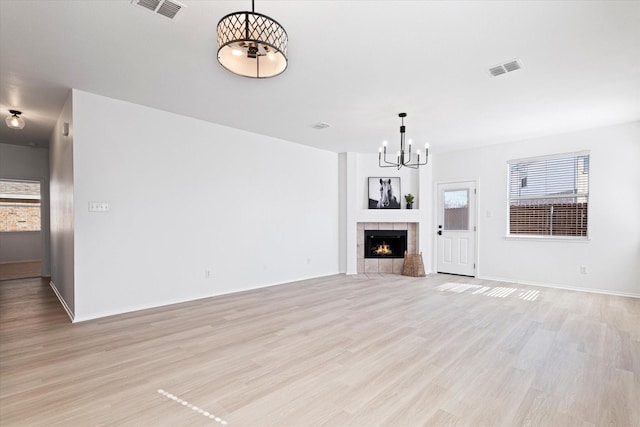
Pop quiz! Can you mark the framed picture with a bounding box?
[368,177,401,209]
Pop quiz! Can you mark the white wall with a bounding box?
[0,143,50,274]
[0,231,41,262]
[71,90,339,321]
[434,121,640,297]
[49,93,75,314]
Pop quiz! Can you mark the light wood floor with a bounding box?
[1,274,638,426]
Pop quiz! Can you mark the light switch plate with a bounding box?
[89,202,109,212]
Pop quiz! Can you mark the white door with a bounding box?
[437,181,476,276]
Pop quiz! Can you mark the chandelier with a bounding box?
[379,113,429,169]
[216,0,288,78]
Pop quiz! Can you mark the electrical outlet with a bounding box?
[580,266,587,274]
[205,269,211,278]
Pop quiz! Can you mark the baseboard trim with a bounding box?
[70,273,344,322]
[0,259,41,265]
[478,275,640,299]
[49,280,75,321]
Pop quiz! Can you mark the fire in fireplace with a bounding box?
[365,230,407,259]
[373,242,392,256]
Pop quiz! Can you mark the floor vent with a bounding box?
[489,59,522,77]
[131,0,184,20]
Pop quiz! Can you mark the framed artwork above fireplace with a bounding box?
[368,177,401,209]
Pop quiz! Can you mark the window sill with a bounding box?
[504,234,590,242]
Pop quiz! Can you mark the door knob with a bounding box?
[438,230,442,236]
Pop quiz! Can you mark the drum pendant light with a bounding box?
[216,0,288,78]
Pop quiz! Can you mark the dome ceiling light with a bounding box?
[5,110,25,130]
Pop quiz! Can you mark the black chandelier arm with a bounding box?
[409,151,429,165]
[379,149,429,169]
[378,161,401,169]
[403,155,429,168]
[379,147,402,166]
[379,154,401,168]
[381,148,427,166]
[403,147,413,164]
[379,159,402,169]
[403,158,428,169]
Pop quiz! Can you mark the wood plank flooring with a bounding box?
[1,274,638,426]
[0,261,41,281]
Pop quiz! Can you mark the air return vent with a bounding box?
[489,59,522,77]
[131,0,184,20]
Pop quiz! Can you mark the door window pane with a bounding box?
[444,189,469,230]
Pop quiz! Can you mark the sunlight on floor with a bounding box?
[157,389,228,425]
[435,282,540,301]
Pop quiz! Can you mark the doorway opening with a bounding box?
[0,179,42,280]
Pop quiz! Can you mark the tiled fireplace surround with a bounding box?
[357,222,418,274]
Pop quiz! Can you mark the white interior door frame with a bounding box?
[434,179,479,277]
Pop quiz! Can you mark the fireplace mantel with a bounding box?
[355,209,422,224]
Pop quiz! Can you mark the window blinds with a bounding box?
[508,152,589,237]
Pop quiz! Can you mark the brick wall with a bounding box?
[0,204,41,231]
[0,180,42,232]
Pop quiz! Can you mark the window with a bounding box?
[444,189,469,231]
[508,152,589,237]
[0,179,41,232]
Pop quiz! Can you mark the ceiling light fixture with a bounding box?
[379,113,429,170]
[5,110,25,130]
[216,0,288,78]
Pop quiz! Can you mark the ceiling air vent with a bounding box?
[503,60,521,72]
[131,0,184,20]
[489,65,507,77]
[135,0,160,11]
[311,122,331,130]
[489,59,522,77]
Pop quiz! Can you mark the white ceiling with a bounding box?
[1,0,639,153]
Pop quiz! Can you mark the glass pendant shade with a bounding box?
[217,7,288,78]
[6,110,25,130]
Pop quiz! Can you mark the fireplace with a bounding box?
[364,230,407,259]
